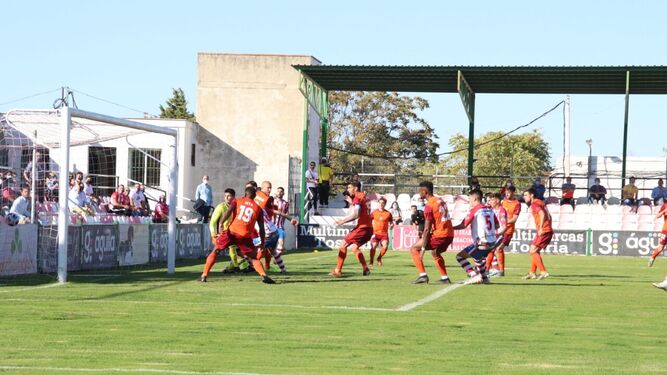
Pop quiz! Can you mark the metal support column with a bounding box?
[621,71,630,185]
[299,99,308,223]
[457,71,476,184]
[320,90,329,158]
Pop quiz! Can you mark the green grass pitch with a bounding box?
[1,251,667,375]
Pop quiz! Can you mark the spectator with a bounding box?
[130,183,149,216]
[499,178,514,197]
[10,187,31,224]
[69,181,94,217]
[389,201,403,225]
[588,177,607,205]
[45,172,59,202]
[1,172,17,206]
[318,157,333,208]
[410,204,425,238]
[347,173,363,191]
[23,151,46,202]
[305,161,319,215]
[83,176,98,204]
[153,194,169,223]
[561,176,576,208]
[651,178,667,206]
[194,175,213,223]
[532,177,546,200]
[469,176,481,192]
[622,176,639,207]
[75,171,84,183]
[110,184,131,215]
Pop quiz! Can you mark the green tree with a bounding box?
[159,88,196,122]
[327,91,439,176]
[437,130,552,190]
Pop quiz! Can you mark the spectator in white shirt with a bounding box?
[83,176,98,204]
[305,161,319,215]
[129,183,148,216]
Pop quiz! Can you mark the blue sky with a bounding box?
[1,0,666,161]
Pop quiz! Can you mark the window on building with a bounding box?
[129,148,161,187]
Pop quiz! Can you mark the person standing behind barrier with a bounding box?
[318,157,333,209]
[588,178,607,205]
[389,201,403,225]
[110,185,131,216]
[305,161,319,215]
[622,176,639,208]
[10,187,32,224]
[152,195,169,223]
[651,178,667,206]
[561,176,576,208]
[194,175,213,223]
[532,177,546,200]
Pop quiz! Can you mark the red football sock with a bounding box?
[532,252,546,272]
[485,252,495,271]
[202,250,218,277]
[432,251,448,277]
[411,248,426,274]
[651,247,664,260]
[497,249,505,271]
[251,258,267,277]
[529,254,537,274]
[379,245,388,259]
[354,249,368,270]
[336,248,347,272]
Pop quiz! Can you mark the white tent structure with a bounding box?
[3,107,179,282]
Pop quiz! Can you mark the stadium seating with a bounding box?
[396,194,411,210]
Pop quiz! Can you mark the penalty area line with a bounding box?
[0,365,276,375]
[395,282,464,312]
[0,282,66,294]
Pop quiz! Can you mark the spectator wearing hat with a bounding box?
[652,178,667,206]
[622,176,639,207]
[318,157,333,208]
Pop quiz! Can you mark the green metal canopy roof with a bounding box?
[293,65,667,94]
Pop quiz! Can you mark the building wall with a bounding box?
[196,53,320,205]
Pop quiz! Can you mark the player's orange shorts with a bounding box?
[660,231,667,246]
[501,230,514,246]
[371,233,389,244]
[531,231,553,250]
[215,230,256,256]
[428,236,453,252]
[344,227,373,247]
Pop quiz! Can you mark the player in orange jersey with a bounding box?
[330,181,372,277]
[369,197,393,266]
[522,188,552,280]
[411,181,455,284]
[254,181,298,273]
[648,202,667,267]
[198,186,275,284]
[651,202,667,289]
[487,187,519,276]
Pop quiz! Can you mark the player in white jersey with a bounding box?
[452,189,499,285]
[272,187,290,255]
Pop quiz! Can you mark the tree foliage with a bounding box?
[159,88,196,122]
[327,91,438,175]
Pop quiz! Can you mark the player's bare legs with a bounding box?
[649,243,665,267]
[430,248,450,284]
[369,240,379,266]
[331,241,369,276]
[410,239,429,283]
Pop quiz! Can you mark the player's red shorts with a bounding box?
[532,231,553,250]
[501,230,514,246]
[344,226,373,247]
[660,231,667,246]
[371,233,389,244]
[429,236,453,252]
[215,230,256,256]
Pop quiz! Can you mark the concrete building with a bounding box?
[196,53,321,208]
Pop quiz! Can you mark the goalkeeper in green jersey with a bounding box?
[209,188,249,273]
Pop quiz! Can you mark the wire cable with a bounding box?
[71,88,156,117]
[0,88,62,107]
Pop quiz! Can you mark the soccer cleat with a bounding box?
[363,268,371,276]
[261,275,276,284]
[482,278,491,284]
[648,257,655,267]
[464,275,483,285]
[498,271,505,277]
[652,280,667,290]
[412,275,429,284]
[488,269,502,277]
[537,272,550,280]
[197,276,207,283]
[280,269,287,274]
[522,273,537,280]
[329,269,342,277]
[439,277,451,284]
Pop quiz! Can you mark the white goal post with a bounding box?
[55,107,179,282]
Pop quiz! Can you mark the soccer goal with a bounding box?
[0,107,179,283]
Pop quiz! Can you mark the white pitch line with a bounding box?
[0,282,65,294]
[395,282,464,312]
[0,365,275,375]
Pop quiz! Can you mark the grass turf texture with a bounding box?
[1,251,667,375]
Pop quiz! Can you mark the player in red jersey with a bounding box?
[331,181,372,277]
[648,202,667,267]
[369,197,393,266]
[651,203,667,289]
[198,186,275,284]
[411,181,455,284]
[485,192,509,277]
[522,187,552,280]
